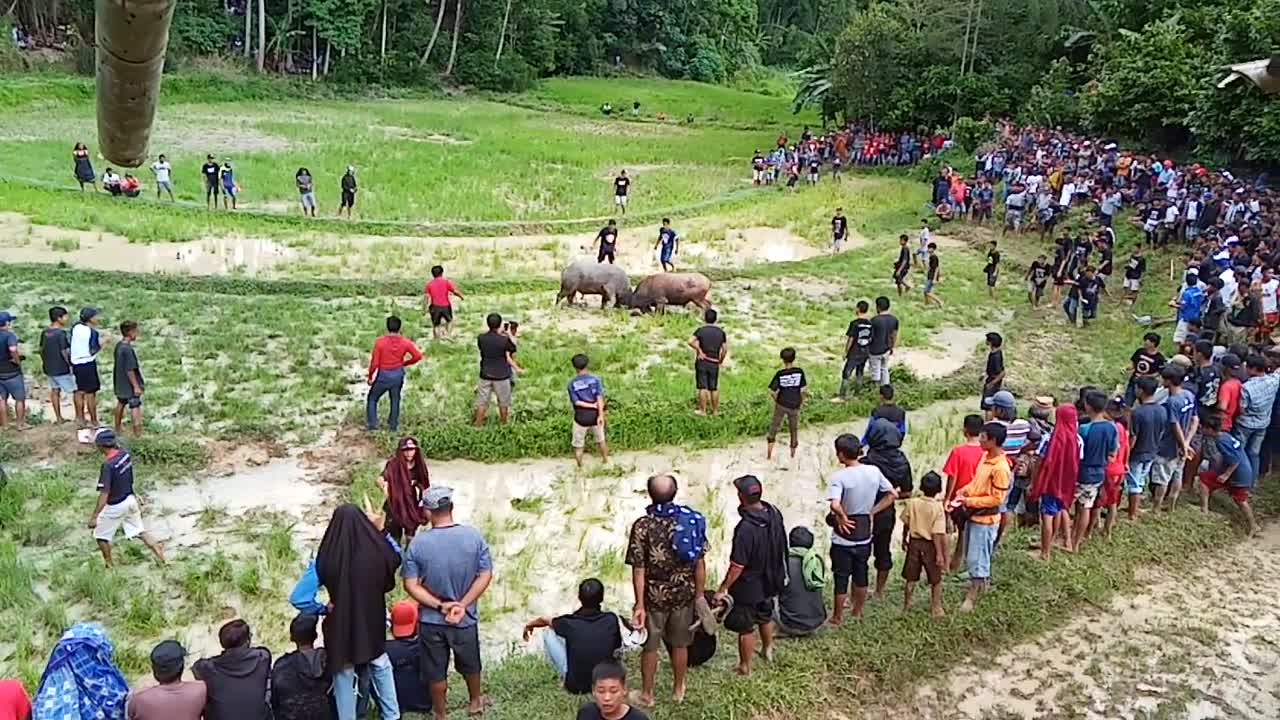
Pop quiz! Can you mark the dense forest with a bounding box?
[5,0,1280,160]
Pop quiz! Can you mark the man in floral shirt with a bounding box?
[625,473,707,708]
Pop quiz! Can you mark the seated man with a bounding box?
[192,619,272,720]
[522,578,622,694]
[126,640,205,720]
[102,168,122,196]
[269,614,332,720]
[121,174,141,197]
[775,526,827,637]
[386,600,432,714]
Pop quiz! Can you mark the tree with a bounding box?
[444,0,462,75]
[830,5,912,123]
[419,0,447,66]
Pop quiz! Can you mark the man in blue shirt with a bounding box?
[1152,365,1199,512]
[1198,413,1258,536]
[88,428,165,568]
[402,486,493,720]
[568,354,608,467]
[654,219,679,273]
[0,311,25,430]
[1173,272,1205,343]
[1074,391,1117,551]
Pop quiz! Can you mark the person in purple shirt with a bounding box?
[568,354,609,467]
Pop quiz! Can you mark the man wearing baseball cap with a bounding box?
[89,428,165,568]
[126,640,206,719]
[0,311,25,430]
[386,600,432,713]
[714,475,787,677]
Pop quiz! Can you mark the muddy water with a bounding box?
[896,326,989,379]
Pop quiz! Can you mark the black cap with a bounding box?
[150,640,186,675]
[733,474,763,498]
[1221,353,1242,370]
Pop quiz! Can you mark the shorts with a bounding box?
[419,623,482,682]
[830,543,871,593]
[597,246,616,263]
[1101,472,1124,507]
[1039,493,1066,516]
[695,362,720,392]
[47,373,76,393]
[1151,456,1184,487]
[475,378,513,410]
[752,169,764,182]
[1005,209,1023,228]
[222,184,236,198]
[660,248,674,265]
[767,404,799,447]
[1173,320,1191,343]
[72,362,101,394]
[340,190,355,208]
[924,279,936,295]
[965,521,998,580]
[1123,277,1141,291]
[571,420,605,449]
[1125,458,1154,495]
[428,304,453,327]
[93,495,145,542]
[642,604,693,651]
[1028,281,1046,298]
[117,395,142,409]
[724,598,774,634]
[902,536,941,584]
[614,195,628,207]
[300,191,317,209]
[156,180,173,192]
[1199,471,1251,504]
[894,268,910,284]
[0,374,25,402]
[986,270,999,288]
[1074,482,1102,510]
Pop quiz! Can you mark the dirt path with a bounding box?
[864,525,1280,720]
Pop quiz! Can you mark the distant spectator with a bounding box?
[128,641,206,720]
[112,320,144,437]
[296,167,317,217]
[191,620,271,720]
[73,142,96,191]
[568,354,609,467]
[221,162,237,209]
[521,578,622,694]
[366,315,423,433]
[269,614,334,720]
[151,153,174,200]
[0,311,25,430]
[474,313,518,426]
[339,166,357,217]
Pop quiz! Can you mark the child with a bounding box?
[915,220,931,268]
[1198,412,1259,536]
[1025,254,1049,307]
[576,662,648,720]
[1073,391,1117,551]
[942,414,985,572]
[112,320,144,437]
[1099,398,1129,540]
[501,320,524,394]
[901,471,947,617]
[767,347,807,461]
[923,243,942,307]
[386,601,432,713]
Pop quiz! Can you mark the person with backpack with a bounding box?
[714,475,787,677]
[774,526,826,637]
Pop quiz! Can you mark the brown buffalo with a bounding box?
[627,272,712,313]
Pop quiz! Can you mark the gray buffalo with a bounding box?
[556,260,633,308]
[627,272,712,313]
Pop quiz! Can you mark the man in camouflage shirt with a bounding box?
[625,474,707,707]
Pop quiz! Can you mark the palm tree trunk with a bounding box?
[380,0,388,62]
[256,0,266,70]
[243,3,252,58]
[494,0,512,67]
[444,0,463,76]
[311,26,318,80]
[959,0,972,77]
[419,0,447,66]
[323,38,332,75]
[968,0,983,75]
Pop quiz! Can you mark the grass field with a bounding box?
[0,71,1249,719]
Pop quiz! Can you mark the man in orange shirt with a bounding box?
[955,422,1009,613]
[367,315,423,432]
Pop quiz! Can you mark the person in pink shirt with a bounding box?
[367,315,423,432]
[423,265,464,340]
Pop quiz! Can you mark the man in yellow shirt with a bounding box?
[955,422,1010,612]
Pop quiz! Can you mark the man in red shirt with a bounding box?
[942,414,985,572]
[367,315,423,432]
[1218,353,1243,432]
[424,265,464,341]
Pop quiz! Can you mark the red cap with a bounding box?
[391,600,418,638]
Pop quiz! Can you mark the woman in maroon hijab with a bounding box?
[1028,404,1080,561]
[377,436,430,543]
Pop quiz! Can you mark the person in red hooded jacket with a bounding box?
[1028,404,1081,562]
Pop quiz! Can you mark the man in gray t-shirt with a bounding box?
[826,434,895,624]
[402,486,493,718]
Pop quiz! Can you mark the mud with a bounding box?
[895,326,988,379]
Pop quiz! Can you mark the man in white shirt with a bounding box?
[1262,268,1280,335]
[70,307,109,429]
[826,433,895,625]
[151,154,174,201]
[1219,267,1239,307]
[1184,195,1201,240]
[1059,178,1076,208]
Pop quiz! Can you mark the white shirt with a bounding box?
[826,464,893,548]
[70,323,98,365]
[1219,269,1238,306]
[919,228,931,250]
[1264,279,1280,315]
[1059,183,1076,207]
[1164,205,1180,224]
[152,161,171,183]
[1026,174,1043,192]
[1185,199,1200,221]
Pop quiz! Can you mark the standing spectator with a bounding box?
[625,474,707,706]
[201,154,220,209]
[220,161,237,210]
[192,620,271,720]
[150,153,174,201]
[826,434,896,624]
[901,471,947,617]
[714,475,787,677]
[893,234,913,295]
[613,170,630,214]
[1072,391,1117,551]
[831,207,848,253]
[73,142,96,191]
[1172,272,1205,344]
[576,662,648,720]
[860,418,912,597]
[474,313,518,426]
[39,306,73,424]
[339,166,357,217]
[924,243,943,307]
[112,321,144,437]
[375,437,430,544]
[296,167,317,217]
[521,578,622,694]
[1237,355,1278,479]
[0,311,24,430]
[1126,376,1166,519]
[834,300,872,400]
[366,316,423,433]
[1198,414,1259,536]
[70,307,108,429]
[1219,354,1244,432]
[386,601,432,715]
[126,641,206,720]
[316,504,403,720]
[766,348,807,461]
[956,422,1009,612]
[423,265,464,341]
[1029,404,1080,562]
[688,308,727,416]
[983,241,1000,298]
[981,332,1005,408]
[866,296,898,387]
[402,486,494,720]
[269,614,333,720]
[88,429,165,568]
[568,354,609,467]
[942,414,985,571]
[775,526,827,637]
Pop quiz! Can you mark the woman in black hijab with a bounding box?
[860,418,913,600]
[316,504,403,720]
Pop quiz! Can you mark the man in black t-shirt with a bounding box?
[40,305,73,424]
[474,313,518,426]
[981,332,1005,408]
[1124,331,1165,405]
[893,234,913,295]
[613,171,630,214]
[112,320,145,437]
[766,348,807,460]
[339,166,357,217]
[924,243,943,307]
[983,241,1000,299]
[594,220,619,264]
[201,154,220,208]
[688,308,727,415]
[522,578,622,695]
[867,296,898,387]
[837,301,874,400]
[714,475,786,677]
[1025,254,1049,307]
[831,208,848,253]
[1064,266,1104,325]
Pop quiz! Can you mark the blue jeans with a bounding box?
[966,522,998,581]
[334,653,400,720]
[541,630,568,679]
[1237,426,1267,481]
[367,367,405,431]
